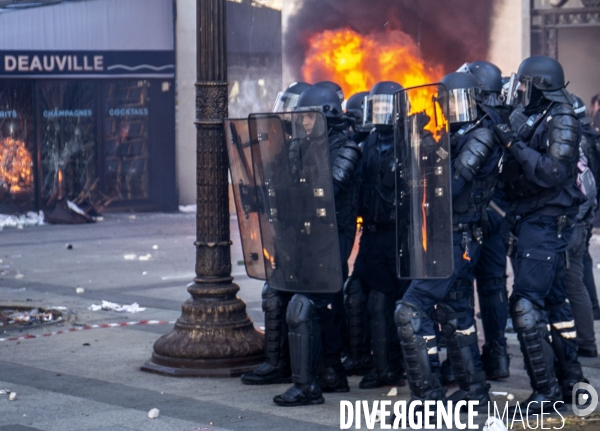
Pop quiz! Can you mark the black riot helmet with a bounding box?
[439,72,480,124]
[295,86,346,136]
[516,55,571,106]
[571,94,587,119]
[315,80,344,102]
[273,81,312,112]
[467,61,503,93]
[345,91,369,130]
[363,81,403,131]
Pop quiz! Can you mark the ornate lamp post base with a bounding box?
[142,282,264,377]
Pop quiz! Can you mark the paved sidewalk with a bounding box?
[0,212,599,430]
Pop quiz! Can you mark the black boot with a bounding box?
[395,301,447,404]
[274,295,324,406]
[481,340,510,380]
[242,283,291,385]
[319,363,350,393]
[550,324,587,402]
[360,291,404,389]
[436,303,490,410]
[511,297,563,412]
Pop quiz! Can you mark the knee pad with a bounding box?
[262,282,283,314]
[510,296,541,332]
[344,277,366,307]
[394,301,422,340]
[368,290,388,316]
[286,294,316,329]
[435,302,472,338]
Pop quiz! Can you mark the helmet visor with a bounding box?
[517,75,533,108]
[273,91,300,113]
[502,73,520,106]
[444,88,477,123]
[363,94,395,127]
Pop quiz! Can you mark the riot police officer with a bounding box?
[351,81,409,389]
[467,60,512,380]
[395,72,501,407]
[493,55,587,410]
[573,94,600,323]
[273,85,361,406]
[345,91,371,144]
[272,81,313,112]
[315,80,344,103]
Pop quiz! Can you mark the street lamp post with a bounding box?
[141,0,264,377]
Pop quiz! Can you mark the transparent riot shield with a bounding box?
[225,119,266,280]
[394,83,453,279]
[248,111,343,293]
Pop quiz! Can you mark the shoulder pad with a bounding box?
[548,104,579,164]
[453,126,496,181]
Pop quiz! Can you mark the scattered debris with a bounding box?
[15,273,23,279]
[506,393,515,401]
[138,254,152,261]
[179,204,196,213]
[490,391,515,400]
[66,243,73,250]
[88,301,146,313]
[128,215,136,220]
[123,254,137,260]
[148,408,160,419]
[9,391,17,401]
[0,389,10,395]
[0,212,45,229]
[152,245,159,250]
[141,271,148,275]
[483,417,508,431]
[44,199,96,224]
[83,343,90,346]
[0,307,61,326]
[76,287,85,294]
[386,387,398,396]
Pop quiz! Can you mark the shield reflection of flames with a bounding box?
[263,248,276,269]
[0,137,33,194]
[301,28,443,108]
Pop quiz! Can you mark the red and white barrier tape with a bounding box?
[0,320,175,342]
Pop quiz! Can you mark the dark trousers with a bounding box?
[474,209,509,347]
[401,230,483,372]
[564,223,596,350]
[583,240,600,314]
[511,214,574,328]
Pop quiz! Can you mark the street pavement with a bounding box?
[1,212,600,430]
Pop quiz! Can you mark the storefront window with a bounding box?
[103,80,150,201]
[0,81,35,212]
[38,81,98,204]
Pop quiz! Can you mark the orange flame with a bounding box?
[0,137,33,194]
[302,28,444,100]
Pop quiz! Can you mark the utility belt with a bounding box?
[506,213,574,256]
[453,221,483,262]
[364,222,395,233]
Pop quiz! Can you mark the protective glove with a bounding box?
[493,123,515,149]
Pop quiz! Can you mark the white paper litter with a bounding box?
[148,408,160,419]
[386,387,398,396]
[152,245,159,250]
[179,204,197,213]
[0,389,10,395]
[76,287,85,294]
[9,392,16,401]
[88,300,146,313]
[0,211,45,229]
[483,417,508,431]
[15,273,24,279]
[123,254,137,260]
[138,254,152,261]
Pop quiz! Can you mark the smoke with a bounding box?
[285,0,495,82]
